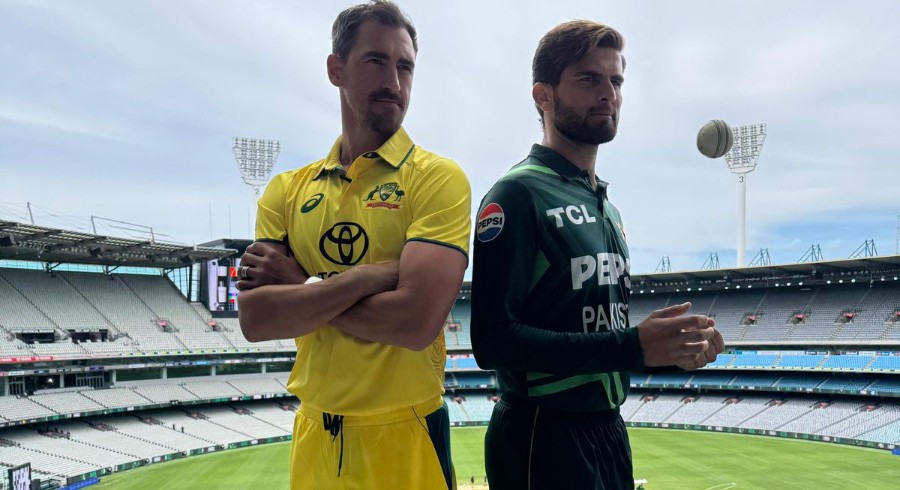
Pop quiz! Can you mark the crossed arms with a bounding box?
[237,240,466,351]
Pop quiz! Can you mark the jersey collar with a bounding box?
[315,127,416,180]
[528,144,609,189]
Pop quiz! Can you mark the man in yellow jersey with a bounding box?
[236,1,469,489]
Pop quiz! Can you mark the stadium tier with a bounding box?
[3,253,900,487]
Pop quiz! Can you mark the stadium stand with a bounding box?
[3,249,900,486]
[0,269,107,332]
[629,281,900,343]
[776,354,826,368]
[664,396,730,425]
[80,387,153,409]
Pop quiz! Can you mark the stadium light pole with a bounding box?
[233,137,280,238]
[723,124,766,267]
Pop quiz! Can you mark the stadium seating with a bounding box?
[828,404,900,439]
[98,414,212,451]
[227,375,289,396]
[80,387,153,409]
[776,355,826,369]
[665,396,729,425]
[737,397,818,430]
[0,273,59,330]
[818,376,874,392]
[2,262,900,486]
[870,356,900,371]
[28,391,105,415]
[0,396,57,422]
[731,354,779,368]
[822,355,873,370]
[444,397,467,423]
[464,397,496,421]
[630,281,900,342]
[0,269,107,331]
[772,373,826,390]
[647,372,693,385]
[688,371,736,387]
[778,400,859,435]
[866,378,900,395]
[195,405,290,439]
[701,396,771,427]
[629,394,686,422]
[454,356,479,369]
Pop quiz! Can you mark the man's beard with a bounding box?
[362,111,401,135]
[553,96,617,145]
[362,89,406,135]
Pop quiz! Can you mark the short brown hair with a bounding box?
[532,21,625,122]
[332,1,418,60]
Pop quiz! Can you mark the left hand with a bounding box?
[676,327,725,370]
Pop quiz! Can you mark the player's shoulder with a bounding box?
[405,145,464,175]
[481,167,535,210]
[603,196,624,223]
[492,157,554,194]
[271,159,328,184]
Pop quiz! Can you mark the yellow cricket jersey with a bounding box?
[255,127,471,417]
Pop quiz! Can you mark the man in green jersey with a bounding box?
[471,21,725,490]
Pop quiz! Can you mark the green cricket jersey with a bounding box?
[471,144,646,412]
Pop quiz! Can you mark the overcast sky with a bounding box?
[1,0,899,275]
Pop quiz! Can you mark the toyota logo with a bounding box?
[319,222,369,266]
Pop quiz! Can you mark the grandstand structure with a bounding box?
[1,220,900,487]
[443,257,900,449]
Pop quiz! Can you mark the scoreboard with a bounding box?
[7,463,31,490]
[206,257,242,312]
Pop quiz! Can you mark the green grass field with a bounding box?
[95,427,899,489]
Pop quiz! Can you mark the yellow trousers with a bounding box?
[290,397,456,490]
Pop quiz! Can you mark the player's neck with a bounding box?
[541,130,599,188]
[338,118,393,171]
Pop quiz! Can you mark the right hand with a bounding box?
[636,302,722,369]
[351,261,400,295]
[236,242,308,291]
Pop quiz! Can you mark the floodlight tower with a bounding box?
[233,137,280,198]
[233,138,280,238]
[723,124,766,267]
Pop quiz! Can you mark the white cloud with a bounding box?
[1,0,898,274]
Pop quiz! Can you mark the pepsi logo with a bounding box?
[476,202,505,242]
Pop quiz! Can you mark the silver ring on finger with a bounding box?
[238,265,250,280]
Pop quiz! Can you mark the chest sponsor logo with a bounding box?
[476,202,504,242]
[300,193,325,213]
[546,205,597,228]
[319,222,369,266]
[364,182,405,210]
[570,252,631,290]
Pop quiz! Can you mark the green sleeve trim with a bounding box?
[407,237,469,260]
[256,238,286,244]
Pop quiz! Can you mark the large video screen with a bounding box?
[8,463,31,490]
[207,257,241,312]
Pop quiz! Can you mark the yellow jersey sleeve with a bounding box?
[406,158,471,258]
[255,172,288,242]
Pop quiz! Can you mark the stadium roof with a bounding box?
[634,256,900,284]
[0,220,236,268]
[459,255,900,295]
